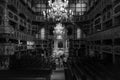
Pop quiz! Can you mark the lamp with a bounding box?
[43,0,73,21]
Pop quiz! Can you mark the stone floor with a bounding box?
[51,67,65,80]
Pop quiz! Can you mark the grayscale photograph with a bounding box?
[0,0,119,80]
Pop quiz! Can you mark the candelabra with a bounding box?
[43,0,73,21]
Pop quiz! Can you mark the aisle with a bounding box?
[51,68,65,80]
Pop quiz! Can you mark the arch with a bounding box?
[77,28,82,39]
[67,25,73,36]
[58,41,63,48]
[41,28,45,40]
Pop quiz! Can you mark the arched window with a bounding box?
[58,42,63,48]
[67,27,73,36]
[77,28,81,39]
[41,28,45,40]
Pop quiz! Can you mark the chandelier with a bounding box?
[53,23,65,39]
[54,23,65,34]
[43,0,73,21]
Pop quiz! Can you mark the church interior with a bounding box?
[0,0,120,80]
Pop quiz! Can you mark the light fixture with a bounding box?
[53,23,65,34]
[53,23,65,40]
[43,0,73,21]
